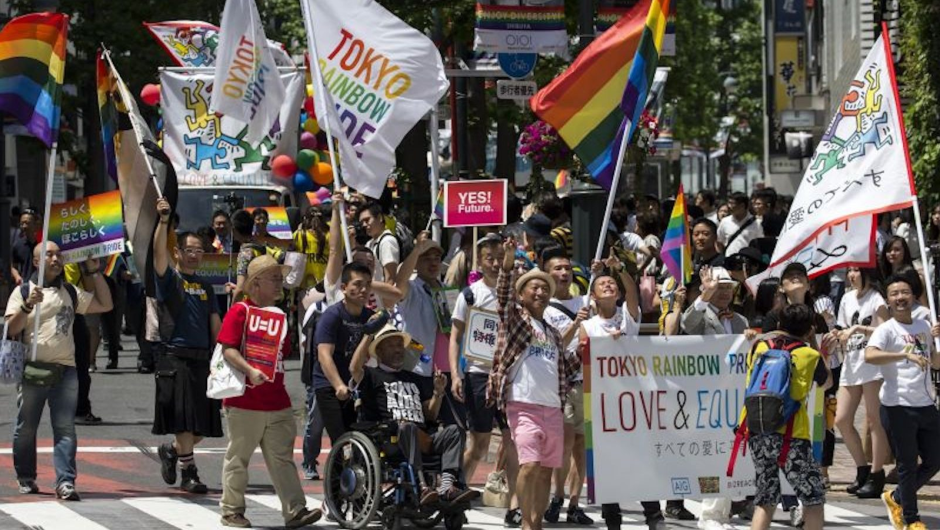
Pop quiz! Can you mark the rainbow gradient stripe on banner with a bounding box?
[247,206,292,240]
[195,253,234,295]
[48,190,125,264]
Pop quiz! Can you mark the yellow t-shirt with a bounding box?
[4,280,93,366]
[292,229,329,288]
[741,337,822,441]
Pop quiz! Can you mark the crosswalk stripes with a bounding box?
[0,494,897,529]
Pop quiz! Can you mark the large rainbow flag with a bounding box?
[660,183,692,284]
[96,50,121,183]
[0,12,68,148]
[532,0,670,190]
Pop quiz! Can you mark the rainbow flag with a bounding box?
[103,253,121,277]
[0,12,68,148]
[660,184,692,285]
[96,50,120,183]
[433,188,445,219]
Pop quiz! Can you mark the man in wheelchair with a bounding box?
[350,322,478,506]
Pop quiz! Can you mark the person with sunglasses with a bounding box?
[151,196,224,495]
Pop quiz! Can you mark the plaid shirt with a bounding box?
[485,268,580,411]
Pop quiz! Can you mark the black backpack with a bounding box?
[21,282,77,311]
[300,300,327,386]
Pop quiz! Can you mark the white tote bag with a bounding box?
[283,251,306,289]
[206,343,245,399]
[0,319,27,385]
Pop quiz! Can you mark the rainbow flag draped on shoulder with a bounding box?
[0,12,68,148]
[531,0,670,190]
[661,184,692,285]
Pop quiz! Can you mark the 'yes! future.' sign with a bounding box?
[443,179,507,228]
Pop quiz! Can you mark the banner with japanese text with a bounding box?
[48,190,125,264]
[160,70,303,186]
[770,32,915,267]
[474,0,568,55]
[584,335,824,503]
[195,253,233,294]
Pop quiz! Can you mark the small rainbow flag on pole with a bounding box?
[433,188,445,219]
[661,183,692,285]
[0,12,68,148]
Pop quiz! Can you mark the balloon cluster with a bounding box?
[306,187,332,206]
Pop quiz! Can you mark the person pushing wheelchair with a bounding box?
[350,317,478,506]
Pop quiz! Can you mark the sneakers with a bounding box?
[566,506,595,525]
[76,412,102,425]
[664,504,695,521]
[55,482,81,501]
[302,463,320,481]
[221,513,252,528]
[789,505,804,528]
[17,479,39,494]
[158,442,178,485]
[904,523,927,530]
[180,466,208,494]
[544,497,563,523]
[505,508,522,528]
[883,490,904,530]
[286,507,323,529]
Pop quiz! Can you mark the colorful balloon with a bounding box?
[296,149,319,171]
[271,155,297,179]
[304,96,315,115]
[303,118,320,135]
[300,132,318,150]
[312,162,334,186]
[293,170,314,193]
[306,83,314,97]
[141,84,161,106]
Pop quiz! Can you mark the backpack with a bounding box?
[727,335,802,476]
[21,282,77,311]
[300,299,327,387]
[378,230,412,264]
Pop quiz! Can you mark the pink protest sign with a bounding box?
[443,180,507,228]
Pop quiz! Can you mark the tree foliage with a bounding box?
[898,0,940,203]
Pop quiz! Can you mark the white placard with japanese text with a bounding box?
[462,308,500,367]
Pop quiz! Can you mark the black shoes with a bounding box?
[545,497,563,523]
[856,469,886,499]
[180,466,208,494]
[664,503,695,521]
[158,442,178,485]
[847,465,871,495]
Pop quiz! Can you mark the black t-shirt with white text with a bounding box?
[358,366,432,424]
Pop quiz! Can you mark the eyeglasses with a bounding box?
[182,248,205,256]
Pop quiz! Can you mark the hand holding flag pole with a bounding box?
[100,47,163,199]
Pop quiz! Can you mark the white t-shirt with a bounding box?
[717,214,763,257]
[619,231,645,252]
[869,318,937,407]
[4,281,93,366]
[544,296,588,382]
[837,288,886,386]
[451,280,498,374]
[582,302,641,339]
[507,319,561,407]
[366,230,400,282]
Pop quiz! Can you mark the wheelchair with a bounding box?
[323,421,472,530]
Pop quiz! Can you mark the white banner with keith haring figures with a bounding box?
[585,335,824,503]
[770,31,914,269]
[160,70,303,186]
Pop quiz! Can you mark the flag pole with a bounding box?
[299,0,353,263]
[594,124,631,262]
[30,142,58,362]
[101,48,163,199]
[428,108,442,243]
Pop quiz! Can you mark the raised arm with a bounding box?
[394,237,435,300]
[153,197,172,277]
[324,192,346,288]
[80,258,113,314]
[497,238,518,322]
[350,334,373,385]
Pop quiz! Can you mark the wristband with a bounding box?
[21,303,33,314]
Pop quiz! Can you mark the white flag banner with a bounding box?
[161,70,303,186]
[210,0,286,144]
[143,21,295,68]
[746,216,876,293]
[771,32,915,269]
[307,0,450,199]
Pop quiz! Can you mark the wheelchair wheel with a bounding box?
[323,431,384,529]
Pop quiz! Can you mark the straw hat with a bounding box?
[515,268,556,298]
[368,323,412,357]
[245,254,291,288]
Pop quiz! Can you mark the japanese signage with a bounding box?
[462,308,500,367]
[770,32,915,266]
[243,305,287,381]
[443,179,508,228]
[474,0,568,55]
[774,0,806,35]
[584,335,824,503]
[496,80,538,100]
[48,190,125,264]
[195,253,234,295]
[774,37,806,116]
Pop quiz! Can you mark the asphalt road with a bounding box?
[0,335,935,529]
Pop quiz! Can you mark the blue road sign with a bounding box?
[498,53,537,79]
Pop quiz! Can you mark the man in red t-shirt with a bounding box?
[215,255,322,529]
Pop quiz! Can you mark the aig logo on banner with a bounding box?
[248,313,282,337]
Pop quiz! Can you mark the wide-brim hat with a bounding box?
[515,268,556,298]
[245,254,291,288]
[368,323,412,357]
